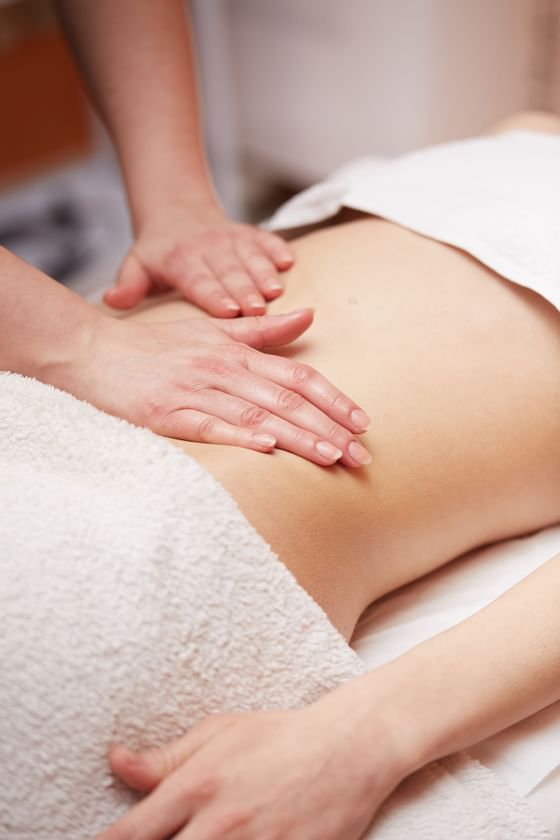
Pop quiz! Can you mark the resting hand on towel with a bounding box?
[0,248,370,465]
[55,0,293,315]
[98,687,400,840]
[100,555,560,839]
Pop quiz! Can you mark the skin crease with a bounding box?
[96,112,560,839]
[55,0,294,315]
[124,215,560,640]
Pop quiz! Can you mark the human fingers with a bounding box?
[257,230,294,270]
[245,350,371,437]
[165,253,240,317]
[158,408,277,453]
[110,716,237,793]
[161,389,347,466]
[204,246,267,316]
[212,368,371,467]
[103,253,152,310]
[213,309,313,349]
[234,237,284,300]
[95,765,199,840]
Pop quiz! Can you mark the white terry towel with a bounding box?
[0,372,551,839]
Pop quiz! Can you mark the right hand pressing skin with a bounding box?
[71,308,372,467]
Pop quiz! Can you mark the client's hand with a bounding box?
[97,685,402,840]
[103,205,293,316]
[74,309,371,467]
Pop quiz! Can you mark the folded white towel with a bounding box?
[269,130,560,314]
[0,373,551,839]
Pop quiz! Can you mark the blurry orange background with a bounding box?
[0,0,91,186]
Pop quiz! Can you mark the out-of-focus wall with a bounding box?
[194,0,559,206]
[0,0,93,186]
[225,0,543,182]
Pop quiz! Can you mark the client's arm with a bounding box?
[99,554,560,840]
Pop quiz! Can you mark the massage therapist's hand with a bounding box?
[97,684,404,840]
[75,308,372,467]
[103,204,294,316]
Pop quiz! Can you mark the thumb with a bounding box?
[215,308,314,349]
[103,253,152,310]
[108,715,236,792]
[108,743,177,793]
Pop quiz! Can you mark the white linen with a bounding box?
[0,372,552,839]
[268,130,560,313]
[351,529,560,832]
[269,130,560,831]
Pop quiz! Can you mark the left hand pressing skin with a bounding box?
[103,205,294,316]
[74,309,371,467]
[96,684,403,840]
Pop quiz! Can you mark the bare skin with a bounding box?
[127,216,560,639]
[99,112,560,840]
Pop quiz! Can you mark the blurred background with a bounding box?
[1,0,559,298]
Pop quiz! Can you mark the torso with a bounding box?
[125,219,560,638]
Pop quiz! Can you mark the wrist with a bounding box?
[128,173,222,236]
[0,248,107,397]
[335,657,450,788]
[353,646,476,783]
[38,298,107,398]
[312,674,415,800]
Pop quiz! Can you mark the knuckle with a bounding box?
[289,363,315,388]
[197,416,218,442]
[291,427,308,447]
[145,396,167,424]
[191,356,231,378]
[326,389,347,413]
[188,274,215,294]
[325,421,351,447]
[228,343,250,363]
[164,243,186,269]
[276,388,305,412]
[164,244,195,276]
[183,771,221,803]
[232,282,256,298]
[240,406,269,428]
[217,260,240,276]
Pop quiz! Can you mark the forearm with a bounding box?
[0,247,101,391]
[55,0,216,231]
[354,554,560,779]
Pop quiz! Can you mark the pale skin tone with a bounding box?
[98,114,560,839]
[55,0,294,315]
[0,246,371,465]
[2,0,372,463]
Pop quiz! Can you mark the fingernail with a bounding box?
[351,409,371,431]
[348,440,372,465]
[248,296,265,310]
[266,279,283,293]
[113,745,140,765]
[225,300,240,312]
[254,434,276,449]
[316,441,343,462]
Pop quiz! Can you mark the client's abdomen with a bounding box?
[136,219,560,636]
